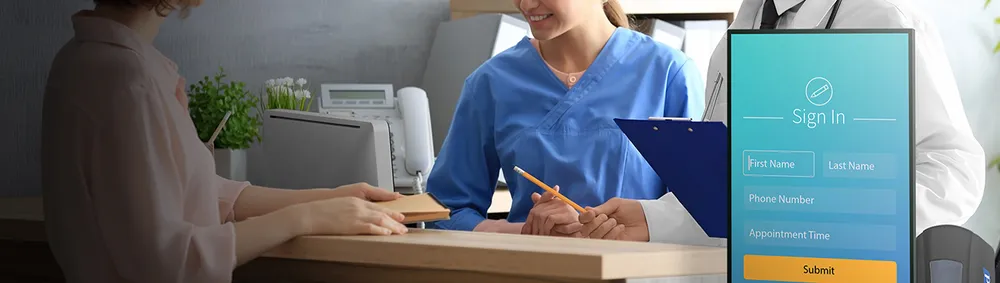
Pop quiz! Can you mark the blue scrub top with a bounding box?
[426,28,705,231]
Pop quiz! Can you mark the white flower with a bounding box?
[265,79,276,87]
[293,90,305,98]
[283,77,294,86]
[296,78,307,86]
[302,90,311,98]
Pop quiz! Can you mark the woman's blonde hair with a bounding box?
[603,0,632,29]
[93,0,198,18]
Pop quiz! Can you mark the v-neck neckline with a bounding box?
[524,27,626,93]
[531,39,586,89]
[527,28,641,132]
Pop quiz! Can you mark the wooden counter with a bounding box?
[0,197,726,283]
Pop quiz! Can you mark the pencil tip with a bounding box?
[513,166,523,173]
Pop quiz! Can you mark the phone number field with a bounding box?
[743,186,896,215]
[743,220,896,251]
[743,150,815,178]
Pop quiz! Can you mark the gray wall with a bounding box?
[1,0,450,196]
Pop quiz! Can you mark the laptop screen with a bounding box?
[728,29,914,283]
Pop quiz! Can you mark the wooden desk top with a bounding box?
[0,197,726,280]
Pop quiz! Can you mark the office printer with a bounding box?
[917,224,995,283]
[262,84,434,193]
[262,110,393,191]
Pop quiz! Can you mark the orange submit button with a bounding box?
[744,254,896,283]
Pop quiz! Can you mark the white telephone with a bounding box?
[317,84,434,193]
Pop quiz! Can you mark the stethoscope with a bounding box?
[756,0,844,29]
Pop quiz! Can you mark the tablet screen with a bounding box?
[728,30,914,283]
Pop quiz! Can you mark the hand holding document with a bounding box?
[325,182,404,202]
[294,197,409,236]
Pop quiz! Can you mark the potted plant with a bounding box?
[188,67,262,181]
[261,77,312,111]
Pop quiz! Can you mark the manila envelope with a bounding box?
[376,193,451,224]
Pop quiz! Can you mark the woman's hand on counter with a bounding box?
[233,194,408,267]
[292,196,409,236]
[232,182,401,221]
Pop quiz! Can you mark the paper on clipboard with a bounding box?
[702,71,727,124]
[701,36,730,125]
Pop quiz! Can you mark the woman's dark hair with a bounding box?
[93,0,193,18]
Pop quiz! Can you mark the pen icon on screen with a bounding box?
[811,84,829,98]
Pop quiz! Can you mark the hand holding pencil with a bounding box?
[513,166,586,213]
[514,166,586,237]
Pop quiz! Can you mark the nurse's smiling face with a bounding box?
[514,0,605,40]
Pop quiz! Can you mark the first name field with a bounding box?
[742,150,817,178]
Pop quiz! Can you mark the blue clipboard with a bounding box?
[614,118,729,239]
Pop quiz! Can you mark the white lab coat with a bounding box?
[640,0,986,246]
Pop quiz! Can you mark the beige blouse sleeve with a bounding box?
[215,175,249,223]
[87,72,238,282]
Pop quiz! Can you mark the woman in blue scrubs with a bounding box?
[425,0,705,234]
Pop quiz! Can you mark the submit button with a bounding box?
[744,254,896,282]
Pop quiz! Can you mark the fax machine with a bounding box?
[262,84,434,193]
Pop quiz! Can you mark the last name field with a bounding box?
[749,193,815,205]
[827,161,877,172]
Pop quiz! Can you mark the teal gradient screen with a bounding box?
[728,31,913,283]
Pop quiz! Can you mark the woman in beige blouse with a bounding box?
[40,0,407,282]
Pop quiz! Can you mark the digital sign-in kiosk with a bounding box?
[728,29,915,283]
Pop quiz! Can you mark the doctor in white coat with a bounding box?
[568,0,986,246]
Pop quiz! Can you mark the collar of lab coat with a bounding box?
[774,0,805,15]
[789,0,839,28]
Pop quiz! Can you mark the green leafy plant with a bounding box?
[995,17,1000,53]
[991,156,1000,173]
[188,67,262,149]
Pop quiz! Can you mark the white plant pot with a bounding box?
[214,148,248,182]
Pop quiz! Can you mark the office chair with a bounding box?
[916,225,995,283]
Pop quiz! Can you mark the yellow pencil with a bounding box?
[513,166,586,213]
